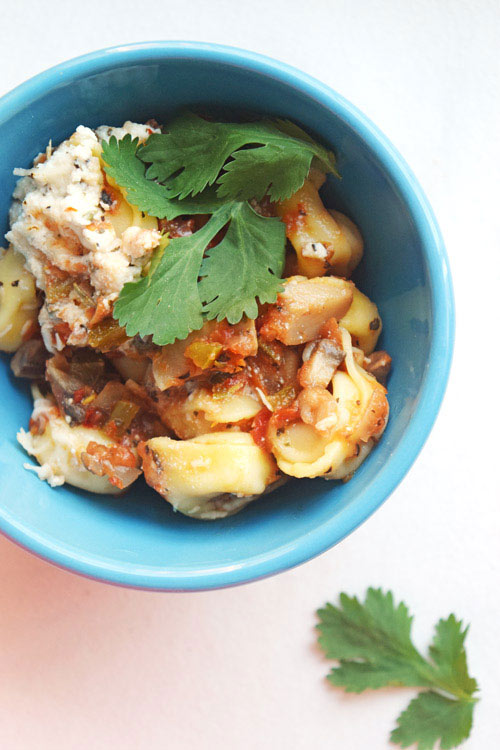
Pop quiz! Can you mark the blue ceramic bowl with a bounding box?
[0,42,454,590]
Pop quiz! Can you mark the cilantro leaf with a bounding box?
[391,692,474,750]
[113,201,285,344]
[216,143,313,202]
[199,202,285,322]
[113,205,232,345]
[428,616,478,699]
[137,112,338,201]
[317,589,430,691]
[316,589,479,750]
[101,135,224,220]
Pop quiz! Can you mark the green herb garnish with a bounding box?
[101,135,225,219]
[317,588,479,749]
[113,202,285,345]
[137,112,338,201]
[101,114,337,345]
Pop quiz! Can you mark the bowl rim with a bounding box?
[0,41,454,591]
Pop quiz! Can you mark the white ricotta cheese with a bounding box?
[6,122,161,352]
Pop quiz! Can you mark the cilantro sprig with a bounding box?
[137,112,338,201]
[317,589,479,750]
[101,114,337,344]
[101,135,225,219]
[113,202,285,345]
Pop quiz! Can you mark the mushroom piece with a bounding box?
[10,338,49,380]
[259,276,354,346]
[299,338,345,388]
[363,351,392,386]
[298,386,339,434]
[45,354,89,423]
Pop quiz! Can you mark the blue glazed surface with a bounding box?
[0,42,454,590]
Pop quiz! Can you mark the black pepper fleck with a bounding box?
[100,190,113,206]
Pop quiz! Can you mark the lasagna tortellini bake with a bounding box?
[1,118,391,520]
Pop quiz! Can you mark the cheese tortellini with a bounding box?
[18,395,123,494]
[0,247,38,352]
[339,287,382,354]
[268,329,388,479]
[277,177,364,278]
[140,432,277,519]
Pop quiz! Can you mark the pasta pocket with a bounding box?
[339,287,382,354]
[268,329,388,478]
[18,407,123,494]
[140,432,276,519]
[0,247,38,352]
[276,177,363,278]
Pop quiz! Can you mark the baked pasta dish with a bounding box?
[0,114,391,519]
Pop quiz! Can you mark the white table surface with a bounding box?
[1,1,499,748]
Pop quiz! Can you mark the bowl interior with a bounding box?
[0,47,442,589]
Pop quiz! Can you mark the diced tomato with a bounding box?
[86,441,137,468]
[83,406,105,428]
[158,216,196,237]
[88,297,111,327]
[104,420,119,439]
[319,317,343,346]
[267,403,300,443]
[73,387,87,404]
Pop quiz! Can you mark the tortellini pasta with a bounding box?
[106,187,158,237]
[339,287,382,354]
[95,143,158,238]
[259,275,354,345]
[157,386,263,440]
[268,328,388,479]
[18,401,123,494]
[0,247,38,352]
[277,178,364,278]
[188,388,262,424]
[140,432,277,519]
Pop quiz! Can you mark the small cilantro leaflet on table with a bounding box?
[317,588,479,750]
[101,113,338,345]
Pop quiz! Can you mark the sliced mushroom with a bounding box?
[46,355,88,423]
[299,338,345,388]
[11,338,49,380]
[259,276,354,346]
[363,351,392,386]
[298,386,338,434]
